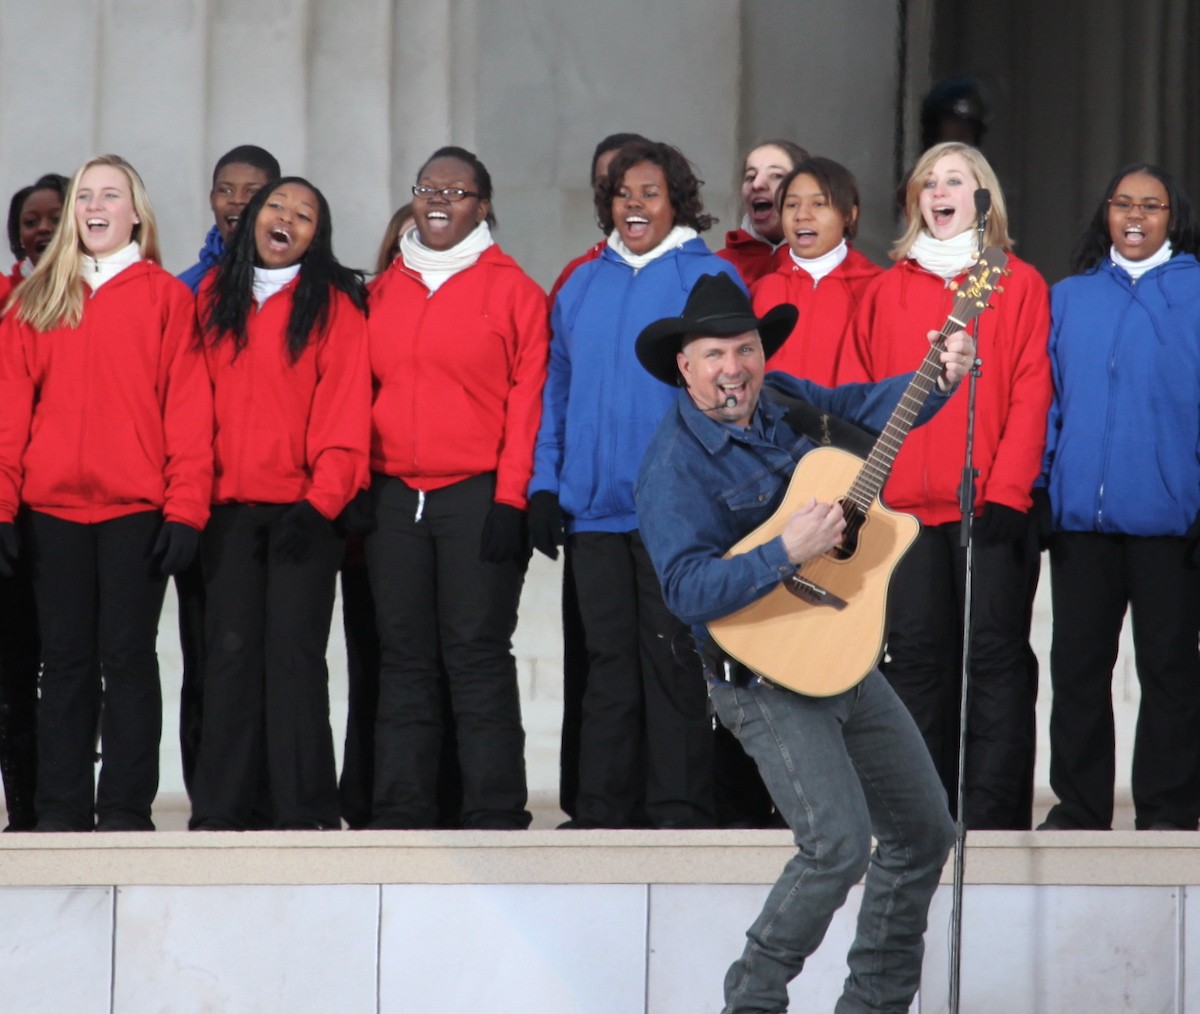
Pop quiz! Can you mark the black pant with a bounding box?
[558,543,588,818]
[883,520,1039,829]
[1045,532,1200,830]
[189,503,344,830]
[336,546,466,830]
[27,510,168,831]
[0,510,39,830]
[365,473,530,830]
[175,557,205,797]
[569,530,714,828]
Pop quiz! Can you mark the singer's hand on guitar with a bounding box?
[932,329,976,390]
[781,497,846,565]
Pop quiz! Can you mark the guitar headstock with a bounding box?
[947,246,1009,327]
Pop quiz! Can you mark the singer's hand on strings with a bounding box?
[781,497,846,565]
[932,329,975,390]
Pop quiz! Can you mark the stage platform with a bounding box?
[1,813,1196,1014]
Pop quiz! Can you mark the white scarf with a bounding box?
[607,224,699,270]
[18,258,34,279]
[790,240,848,285]
[253,264,301,306]
[909,230,978,280]
[1110,240,1173,281]
[79,241,141,290]
[401,221,493,293]
[739,214,786,251]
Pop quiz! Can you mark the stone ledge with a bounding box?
[0,829,1195,888]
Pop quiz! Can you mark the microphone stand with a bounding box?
[948,189,990,1014]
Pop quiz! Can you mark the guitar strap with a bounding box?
[764,388,875,459]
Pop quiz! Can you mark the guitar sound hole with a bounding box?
[831,502,864,561]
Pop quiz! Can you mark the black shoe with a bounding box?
[34,818,90,833]
[96,817,154,832]
[1036,815,1077,830]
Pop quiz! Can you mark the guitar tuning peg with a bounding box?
[994,285,1005,293]
[948,281,959,292]
[975,300,986,309]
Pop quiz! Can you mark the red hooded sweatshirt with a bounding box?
[0,261,213,528]
[837,253,1051,524]
[199,277,370,520]
[753,246,884,386]
[367,244,549,510]
[717,227,783,286]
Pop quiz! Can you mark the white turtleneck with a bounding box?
[607,224,699,270]
[739,214,786,251]
[790,240,848,286]
[1110,240,1173,281]
[909,229,978,280]
[79,241,141,290]
[400,221,494,293]
[253,264,301,306]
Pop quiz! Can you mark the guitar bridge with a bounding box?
[785,574,848,610]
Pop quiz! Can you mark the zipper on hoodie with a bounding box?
[1096,296,1133,528]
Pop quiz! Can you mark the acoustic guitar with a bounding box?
[706,247,1008,697]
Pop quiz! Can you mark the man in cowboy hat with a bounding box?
[633,272,975,1014]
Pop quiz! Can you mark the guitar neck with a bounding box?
[844,322,956,513]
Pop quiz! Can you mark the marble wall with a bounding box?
[0,0,905,285]
[0,879,1190,1012]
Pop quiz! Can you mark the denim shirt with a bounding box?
[634,371,949,635]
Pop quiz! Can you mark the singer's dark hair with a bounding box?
[596,140,715,234]
[776,157,861,241]
[202,176,367,363]
[1070,163,1197,273]
[7,173,69,261]
[590,133,650,183]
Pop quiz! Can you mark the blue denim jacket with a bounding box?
[634,372,949,634]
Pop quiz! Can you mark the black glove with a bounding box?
[1030,487,1054,551]
[527,490,564,561]
[974,502,1028,546]
[153,521,201,576]
[480,503,529,564]
[273,501,329,562]
[0,522,18,578]
[1185,511,1200,568]
[336,487,377,536]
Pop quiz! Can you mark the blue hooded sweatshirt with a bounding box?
[1044,253,1200,536]
[529,238,744,534]
[177,225,225,293]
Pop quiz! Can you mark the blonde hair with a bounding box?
[9,154,161,330]
[891,142,1014,261]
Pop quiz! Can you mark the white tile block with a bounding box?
[113,884,379,1014]
[1181,886,1200,1011]
[0,886,112,1014]
[381,883,647,1013]
[648,883,888,1014]
[920,884,1177,1013]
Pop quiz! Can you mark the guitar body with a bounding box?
[706,446,920,698]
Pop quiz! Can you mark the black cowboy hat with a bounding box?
[635,273,798,386]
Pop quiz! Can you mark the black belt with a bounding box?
[697,643,769,689]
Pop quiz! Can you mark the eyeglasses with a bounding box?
[411,185,482,202]
[1107,199,1170,215]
